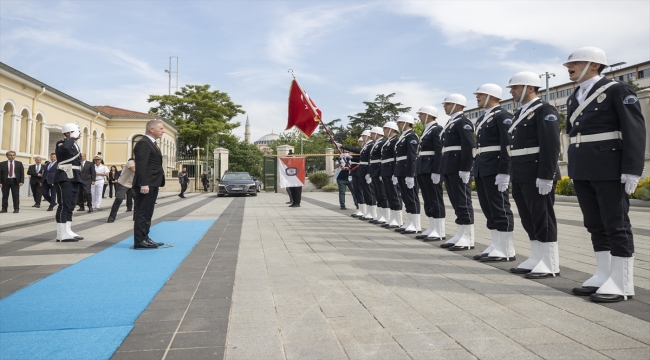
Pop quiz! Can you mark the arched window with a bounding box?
[2,102,14,149]
[34,113,43,155]
[19,108,30,153]
[132,134,144,155]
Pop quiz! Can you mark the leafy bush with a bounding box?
[555,176,576,196]
[321,183,339,192]
[308,173,330,189]
[631,176,650,200]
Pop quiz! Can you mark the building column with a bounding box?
[325,147,334,178]
[214,147,229,180]
[0,110,4,149]
[25,118,33,156]
[11,114,21,152]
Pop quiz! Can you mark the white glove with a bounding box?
[495,174,510,193]
[431,173,440,184]
[621,174,640,195]
[70,130,80,139]
[536,178,553,196]
[379,177,383,182]
[365,174,372,184]
[334,142,342,148]
[342,153,352,159]
[348,176,352,182]
[392,175,398,185]
[405,177,415,189]
[459,171,470,184]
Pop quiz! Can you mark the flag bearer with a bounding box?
[506,71,562,279]
[348,137,364,217]
[563,47,645,303]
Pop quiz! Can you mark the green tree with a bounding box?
[215,134,264,178]
[347,93,411,138]
[627,79,648,91]
[148,84,245,156]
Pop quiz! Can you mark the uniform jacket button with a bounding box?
[575,122,579,125]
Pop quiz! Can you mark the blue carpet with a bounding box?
[0,220,214,360]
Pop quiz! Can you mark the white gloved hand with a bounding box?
[70,130,81,139]
[379,177,383,182]
[392,175,398,185]
[536,178,553,195]
[495,174,510,192]
[334,142,342,148]
[459,171,470,184]
[366,174,372,184]
[431,173,440,184]
[621,174,641,195]
[348,176,352,182]
[405,177,415,189]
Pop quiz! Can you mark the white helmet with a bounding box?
[563,46,608,66]
[416,106,438,118]
[61,123,79,134]
[383,121,399,132]
[396,114,415,124]
[370,126,384,135]
[442,94,467,106]
[361,130,371,137]
[507,71,541,104]
[474,83,502,108]
[564,47,608,82]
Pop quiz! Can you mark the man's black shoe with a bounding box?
[178,194,182,198]
[481,256,516,262]
[510,267,532,274]
[88,208,93,213]
[525,272,559,279]
[77,207,85,211]
[286,201,293,204]
[449,245,474,251]
[440,243,454,248]
[13,209,19,213]
[134,241,158,249]
[107,217,115,223]
[289,204,301,207]
[572,286,598,296]
[0,209,7,213]
[148,238,164,247]
[35,204,40,208]
[125,209,132,212]
[340,206,347,210]
[47,206,54,211]
[473,253,487,260]
[394,228,405,232]
[58,238,79,242]
[32,204,37,207]
[589,293,631,303]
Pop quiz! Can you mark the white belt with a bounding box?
[570,131,621,145]
[396,156,408,161]
[475,146,501,155]
[381,159,393,164]
[68,166,80,170]
[509,147,540,156]
[350,162,359,165]
[418,151,435,156]
[370,159,382,164]
[359,161,369,165]
[441,146,461,153]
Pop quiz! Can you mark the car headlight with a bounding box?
[218,184,225,187]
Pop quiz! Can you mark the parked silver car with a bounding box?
[217,172,258,197]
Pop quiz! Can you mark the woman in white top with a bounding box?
[91,156,109,209]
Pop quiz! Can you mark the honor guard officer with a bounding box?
[54,123,85,242]
[380,121,403,229]
[563,47,646,303]
[367,126,389,224]
[414,106,446,242]
[506,71,562,279]
[439,94,476,251]
[472,84,516,262]
[341,132,374,218]
[394,114,421,234]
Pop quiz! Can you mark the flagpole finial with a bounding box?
[287,69,296,79]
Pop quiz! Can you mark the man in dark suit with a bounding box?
[42,153,58,211]
[178,167,189,198]
[76,153,95,212]
[133,120,166,249]
[27,156,45,208]
[0,150,24,213]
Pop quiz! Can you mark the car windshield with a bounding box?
[222,173,251,181]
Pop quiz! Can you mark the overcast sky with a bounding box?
[2,0,648,142]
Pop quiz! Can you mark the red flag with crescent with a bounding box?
[286,79,321,137]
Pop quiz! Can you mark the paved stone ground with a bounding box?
[1,190,648,360]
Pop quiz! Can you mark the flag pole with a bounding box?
[287,69,351,169]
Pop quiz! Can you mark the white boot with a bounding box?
[526,242,560,278]
[582,251,612,288]
[425,218,445,241]
[512,240,541,271]
[386,210,400,228]
[419,218,434,237]
[57,223,76,242]
[413,214,421,232]
[402,214,418,233]
[484,231,516,262]
[375,208,388,224]
[362,205,374,220]
[66,221,83,240]
[483,230,499,255]
[369,205,378,219]
[55,223,63,242]
[449,225,475,250]
[441,223,462,247]
[592,256,634,301]
[352,204,364,217]
[398,212,411,230]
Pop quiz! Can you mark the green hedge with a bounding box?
[631,176,650,200]
[555,176,576,196]
[321,184,339,192]
[308,173,330,189]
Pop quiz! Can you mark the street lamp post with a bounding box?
[193,147,203,191]
[540,72,556,103]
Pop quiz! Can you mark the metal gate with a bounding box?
[263,156,277,193]
[176,153,221,192]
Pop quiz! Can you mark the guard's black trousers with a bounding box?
[476,175,514,232]
[443,174,474,225]
[55,181,78,223]
[371,176,388,208]
[361,177,376,206]
[397,176,420,214]
[417,174,445,219]
[353,175,365,204]
[573,180,633,257]
[382,176,402,211]
[511,181,557,243]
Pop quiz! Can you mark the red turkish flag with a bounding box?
[286,79,322,137]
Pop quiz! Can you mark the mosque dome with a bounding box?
[254,131,280,145]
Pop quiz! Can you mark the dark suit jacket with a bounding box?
[566,78,646,180]
[0,160,25,185]
[133,137,165,188]
[27,164,45,185]
[79,161,96,185]
[42,161,57,185]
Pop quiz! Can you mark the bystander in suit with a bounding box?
[42,153,58,211]
[27,156,45,208]
[76,154,95,212]
[0,151,24,213]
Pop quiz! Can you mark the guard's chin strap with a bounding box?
[576,61,592,83]
[519,86,527,104]
[399,122,407,132]
[449,104,457,116]
[483,95,491,108]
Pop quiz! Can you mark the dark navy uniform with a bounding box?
[416,122,445,219]
[380,135,402,213]
[509,99,561,243]
[473,107,514,232]
[440,113,475,225]
[567,78,645,257]
[368,137,388,209]
[54,138,82,225]
[342,142,375,207]
[394,129,420,214]
[348,152,362,210]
